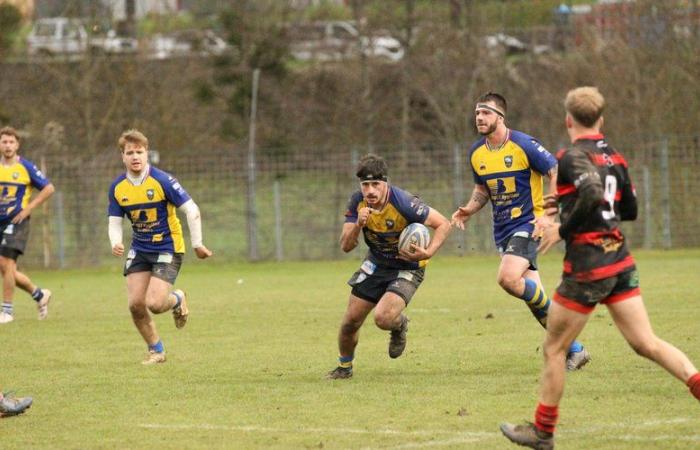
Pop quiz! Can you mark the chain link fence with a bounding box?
[18,134,700,269]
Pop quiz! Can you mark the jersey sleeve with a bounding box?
[161,175,191,207]
[21,159,50,190]
[468,142,485,185]
[107,183,124,217]
[558,149,604,239]
[344,191,362,223]
[617,156,638,221]
[392,188,430,224]
[522,138,557,175]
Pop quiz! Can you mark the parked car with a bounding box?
[483,33,551,56]
[92,30,138,54]
[286,21,404,62]
[149,30,227,59]
[27,17,87,56]
[27,18,138,57]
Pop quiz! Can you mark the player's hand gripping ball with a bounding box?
[398,223,431,254]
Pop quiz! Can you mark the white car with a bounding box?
[28,18,138,57]
[27,18,88,56]
[288,21,404,62]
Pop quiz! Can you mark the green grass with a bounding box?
[2,249,699,449]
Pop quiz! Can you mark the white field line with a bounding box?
[140,423,467,436]
[140,417,699,448]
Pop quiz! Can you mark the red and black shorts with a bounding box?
[554,268,640,314]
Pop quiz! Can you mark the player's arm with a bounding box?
[619,167,638,221]
[558,152,603,239]
[451,184,489,230]
[108,215,125,256]
[11,183,55,224]
[539,151,603,253]
[340,222,362,253]
[339,206,374,253]
[178,199,212,259]
[402,208,451,261]
[532,165,558,237]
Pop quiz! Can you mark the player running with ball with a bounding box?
[326,153,451,379]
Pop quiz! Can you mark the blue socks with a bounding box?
[568,340,584,354]
[338,355,353,368]
[149,340,164,354]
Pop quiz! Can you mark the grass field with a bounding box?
[2,249,699,449]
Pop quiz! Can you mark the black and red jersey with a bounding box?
[556,134,638,282]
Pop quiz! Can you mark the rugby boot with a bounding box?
[142,350,166,365]
[37,289,52,320]
[388,315,409,359]
[566,348,591,372]
[325,366,353,379]
[0,312,13,324]
[172,290,189,329]
[0,393,33,418]
[500,422,554,450]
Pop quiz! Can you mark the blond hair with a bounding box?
[565,87,605,128]
[118,129,148,152]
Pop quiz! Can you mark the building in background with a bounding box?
[103,0,181,21]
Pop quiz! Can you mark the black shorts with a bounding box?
[554,268,640,314]
[0,219,31,260]
[124,250,183,285]
[497,232,538,271]
[347,259,425,305]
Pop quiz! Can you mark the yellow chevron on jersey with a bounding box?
[359,199,409,234]
[0,163,33,213]
[468,130,558,245]
[112,176,184,253]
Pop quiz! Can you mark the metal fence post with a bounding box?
[642,166,652,249]
[246,68,260,261]
[54,191,65,269]
[453,143,465,256]
[273,179,283,261]
[660,138,672,248]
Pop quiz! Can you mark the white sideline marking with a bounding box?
[140,417,698,448]
[140,423,471,436]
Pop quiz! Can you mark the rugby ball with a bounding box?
[398,223,431,254]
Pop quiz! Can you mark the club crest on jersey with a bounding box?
[504,155,513,168]
[146,189,155,200]
[385,219,395,229]
[11,172,19,180]
[479,161,486,171]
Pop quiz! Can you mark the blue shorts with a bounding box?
[497,232,538,271]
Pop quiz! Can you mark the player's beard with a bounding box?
[477,121,498,136]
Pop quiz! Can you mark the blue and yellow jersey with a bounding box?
[469,130,557,246]
[344,185,430,270]
[0,157,51,223]
[108,166,191,254]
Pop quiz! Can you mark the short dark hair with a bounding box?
[476,92,507,115]
[0,126,20,141]
[356,153,388,181]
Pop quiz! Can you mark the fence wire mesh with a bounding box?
[18,135,700,269]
